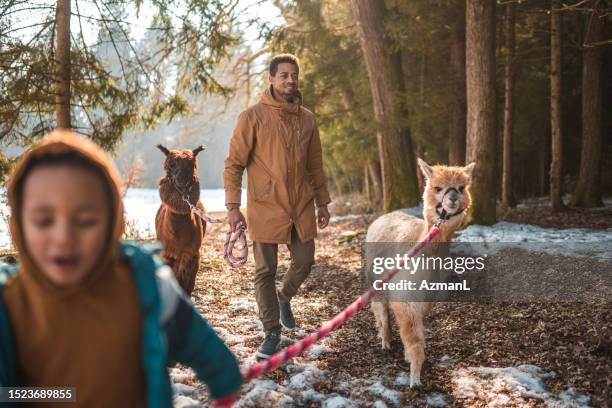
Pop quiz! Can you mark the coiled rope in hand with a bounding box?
[184,200,248,269]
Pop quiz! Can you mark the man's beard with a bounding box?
[279,89,299,103]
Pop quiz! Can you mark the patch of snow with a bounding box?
[393,372,410,386]
[373,400,388,408]
[425,392,449,407]
[172,383,196,395]
[452,365,589,407]
[237,379,294,407]
[229,298,253,313]
[397,205,423,219]
[438,355,452,367]
[286,363,327,389]
[322,395,357,408]
[306,344,333,359]
[453,221,612,260]
[330,214,362,223]
[173,395,200,408]
[368,381,402,405]
[169,367,195,384]
[514,194,612,210]
[555,387,591,408]
[302,388,326,402]
[334,380,350,392]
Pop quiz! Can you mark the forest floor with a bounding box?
[497,198,612,229]
[171,210,611,408]
[1,200,609,407]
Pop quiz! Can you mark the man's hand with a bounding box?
[317,205,330,229]
[228,207,246,232]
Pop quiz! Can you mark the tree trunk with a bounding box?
[351,0,420,212]
[549,0,565,211]
[449,5,467,166]
[368,160,383,206]
[416,145,425,196]
[466,0,497,225]
[55,0,71,129]
[571,0,604,208]
[539,129,550,197]
[363,165,370,203]
[502,2,516,208]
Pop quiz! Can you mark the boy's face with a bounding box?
[21,165,111,287]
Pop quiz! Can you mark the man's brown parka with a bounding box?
[224,86,330,244]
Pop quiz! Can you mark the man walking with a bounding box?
[224,54,331,359]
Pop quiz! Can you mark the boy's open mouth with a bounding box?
[52,256,79,270]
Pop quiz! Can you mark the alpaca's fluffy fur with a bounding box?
[366,158,475,387]
[155,144,207,296]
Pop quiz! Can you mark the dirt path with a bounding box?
[180,215,610,407]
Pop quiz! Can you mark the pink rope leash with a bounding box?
[241,224,441,383]
[189,205,248,268]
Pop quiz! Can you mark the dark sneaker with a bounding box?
[278,296,296,330]
[256,331,281,359]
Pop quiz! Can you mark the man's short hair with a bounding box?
[269,54,300,77]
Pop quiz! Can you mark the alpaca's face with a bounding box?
[418,159,475,222]
[157,145,205,187]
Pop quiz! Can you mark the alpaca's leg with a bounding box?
[176,254,199,296]
[160,250,176,269]
[371,301,392,350]
[393,304,426,387]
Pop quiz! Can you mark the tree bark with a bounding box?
[363,165,370,202]
[549,0,565,211]
[539,129,550,197]
[55,0,71,129]
[502,2,516,208]
[416,145,425,196]
[351,0,420,212]
[466,0,497,225]
[571,0,604,208]
[449,4,467,166]
[368,160,383,206]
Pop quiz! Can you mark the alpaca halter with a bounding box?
[434,186,469,225]
[166,167,248,269]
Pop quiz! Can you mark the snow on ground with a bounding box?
[0,187,247,250]
[368,381,402,405]
[171,325,594,407]
[329,214,363,223]
[515,194,612,210]
[452,365,591,407]
[396,202,612,260]
[453,221,612,260]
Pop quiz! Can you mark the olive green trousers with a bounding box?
[252,227,315,332]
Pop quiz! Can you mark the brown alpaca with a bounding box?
[155,144,207,296]
[366,158,475,387]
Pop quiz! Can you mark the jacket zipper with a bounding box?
[287,111,301,244]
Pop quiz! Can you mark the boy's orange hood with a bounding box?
[6,129,124,293]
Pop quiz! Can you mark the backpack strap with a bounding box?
[119,241,173,408]
[0,263,18,388]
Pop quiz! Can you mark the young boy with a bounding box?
[0,130,242,407]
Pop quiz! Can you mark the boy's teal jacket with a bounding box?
[0,241,243,407]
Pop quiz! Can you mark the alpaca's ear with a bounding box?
[157,144,170,156]
[463,162,476,180]
[417,158,433,180]
[192,145,206,156]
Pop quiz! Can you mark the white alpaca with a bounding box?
[367,158,475,387]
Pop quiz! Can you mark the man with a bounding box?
[224,54,331,359]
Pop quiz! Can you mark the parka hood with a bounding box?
[6,129,124,295]
[260,85,302,114]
